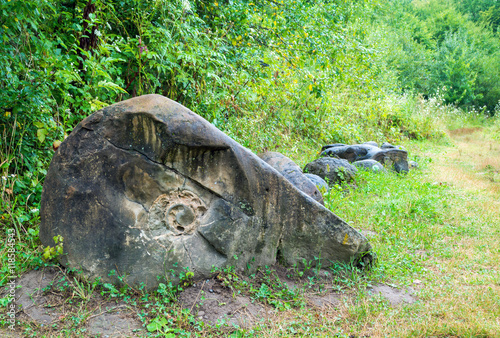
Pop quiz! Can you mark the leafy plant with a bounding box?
[42,235,64,262]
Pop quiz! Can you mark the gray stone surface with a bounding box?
[353,159,386,173]
[304,157,357,186]
[259,151,323,204]
[87,312,143,337]
[12,269,57,325]
[321,143,346,152]
[304,173,329,192]
[40,94,373,289]
[0,268,145,337]
[381,142,397,149]
[321,143,409,173]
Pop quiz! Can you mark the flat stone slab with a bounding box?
[0,268,145,337]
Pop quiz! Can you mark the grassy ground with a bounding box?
[258,125,500,337]
[223,124,498,338]
[1,120,499,337]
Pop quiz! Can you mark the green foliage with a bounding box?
[377,0,500,112]
[250,267,306,311]
[42,235,64,262]
[0,0,421,260]
[433,30,478,106]
[0,226,42,287]
[453,0,500,31]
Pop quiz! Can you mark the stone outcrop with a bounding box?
[40,95,373,289]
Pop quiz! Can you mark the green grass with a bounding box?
[327,167,449,284]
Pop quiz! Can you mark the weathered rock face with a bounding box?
[321,143,409,173]
[258,151,323,204]
[304,157,357,186]
[40,95,372,289]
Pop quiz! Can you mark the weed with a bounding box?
[41,235,64,262]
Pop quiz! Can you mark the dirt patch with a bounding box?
[369,284,417,306]
[1,264,371,335]
[448,127,483,136]
[179,278,266,328]
[178,266,351,327]
[306,293,343,308]
[268,267,348,310]
[86,309,143,337]
[0,329,18,338]
[430,125,500,195]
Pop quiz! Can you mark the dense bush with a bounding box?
[380,0,500,112]
[454,0,500,31]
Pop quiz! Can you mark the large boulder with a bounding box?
[321,143,409,173]
[258,151,323,204]
[40,95,373,289]
[304,157,357,186]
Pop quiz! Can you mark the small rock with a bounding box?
[304,157,357,185]
[353,159,386,173]
[321,143,346,152]
[304,173,329,191]
[380,142,397,149]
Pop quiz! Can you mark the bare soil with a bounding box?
[178,278,266,328]
[0,267,144,337]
